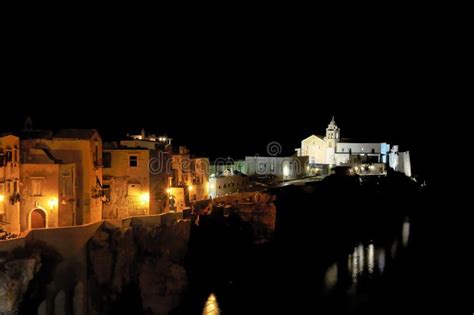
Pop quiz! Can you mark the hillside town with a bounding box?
[0,118,411,239]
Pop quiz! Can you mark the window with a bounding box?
[103,152,112,168]
[14,150,18,163]
[129,155,138,167]
[13,181,17,194]
[61,174,72,197]
[32,179,42,196]
[371,148,375,153]
[102,184,111,202]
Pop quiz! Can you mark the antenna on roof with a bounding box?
[24,116,33,131]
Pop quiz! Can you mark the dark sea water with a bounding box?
[174,174,450,314]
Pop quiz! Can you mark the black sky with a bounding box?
[1,18,448,179]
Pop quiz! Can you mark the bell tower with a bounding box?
[324,116,340,164]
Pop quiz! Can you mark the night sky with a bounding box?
[2,25,443,179]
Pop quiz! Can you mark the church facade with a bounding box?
[296,117,411,177]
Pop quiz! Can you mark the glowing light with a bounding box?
[139,193,149,204]
[48,198,58,209]
[351,249,358,283]
[166,188,172,194]
[188,185,193,192]
[402,219,410,247]
[202,293,220,315]
[378,248,386,273]
[368,243,375,274]
[283,165,290,177]
[324,262,338,290]
[0,194,4,202]
[357,244,364,274]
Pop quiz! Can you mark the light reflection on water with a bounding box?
[378,248,385,273]
[324,262,338,290]
[325,218,411,289]
[402,218,410,247]
[348,242,376,284]
[202,293,220,315]
[367,243,375,274]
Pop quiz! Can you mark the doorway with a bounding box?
[30,208,46,229]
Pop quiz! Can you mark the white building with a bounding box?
[296,117,411,177]
[245,156,309,182]
[208,174,249,198]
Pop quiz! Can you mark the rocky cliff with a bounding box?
[0,217,190,315]
[0,257,41,313]
[0,240,62,314]
[87,219,191,315]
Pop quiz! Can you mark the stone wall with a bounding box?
[0,212,188,314]
[103,177,149,219]
[213,191,276,242]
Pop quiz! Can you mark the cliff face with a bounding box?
[0,239,62,315]
[0,257,41,313]
[87,219,191,315]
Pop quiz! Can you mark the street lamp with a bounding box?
[48,198,58,212]
[139,192,149,205]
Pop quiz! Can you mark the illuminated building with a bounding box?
[20,129,103,225]
[0,134,21,234]
[245,156,309,182]
[296,117,411,176]
[20,162,76,230]
[170,146,209,209]
[102,130,172,218]
[208,173,249,198]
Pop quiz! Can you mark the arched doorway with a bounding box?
[30,209,46,229]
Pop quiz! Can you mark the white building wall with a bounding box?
[245,156,308,181]
[336,143,386,154]
[400,152,412,177]
[335,153,350,165]
[301,135,326,164]
[389,146,412,177]
[209,175,249,198]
